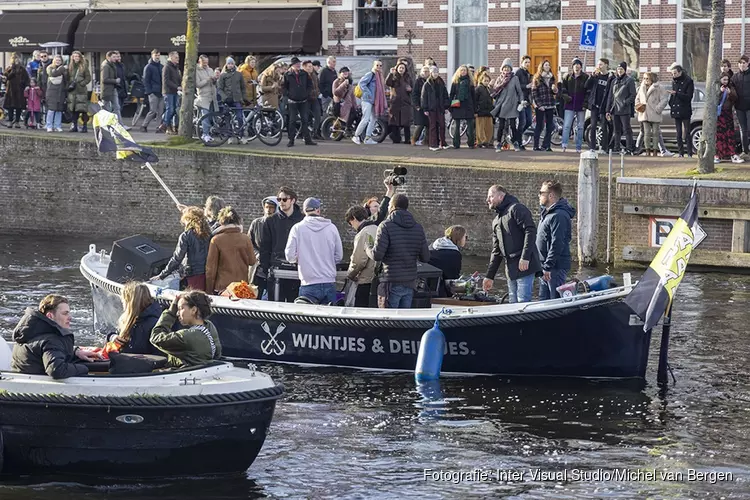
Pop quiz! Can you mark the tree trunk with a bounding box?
[697,0,725,173]
[178,0,199,139]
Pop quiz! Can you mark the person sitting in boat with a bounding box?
[248,196,280,300]
[428,225,467,297]
[102,282,163,357]
[285,198,343,305]
[368,194,430,309]
[206,206,257,295]
[150,291,222,367]
[152,206,211,291]
[11,294,103,379]
[260,186,304,302]
[345,205,379,307]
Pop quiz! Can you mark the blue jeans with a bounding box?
[517,105,533,143]
[538,269,569,300]
[507,274,534,304]
[45,110,62,130]
[163,93,179,127]
[355,101,377,138]
[562,110,585,150]
[199,106,211,136]
[385,284,414,309]
[299,283,337,305]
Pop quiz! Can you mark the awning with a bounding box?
[0,11,84,52]
[74,9,322,54]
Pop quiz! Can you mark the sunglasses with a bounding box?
[278,197,291,202]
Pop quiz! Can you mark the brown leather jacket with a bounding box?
[205,225,256,294]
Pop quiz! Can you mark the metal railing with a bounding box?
[356,6,398,38]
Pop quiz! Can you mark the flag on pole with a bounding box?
[624,187,703,332]
[92,108,159,163]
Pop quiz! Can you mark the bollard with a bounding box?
[577,150,599,267]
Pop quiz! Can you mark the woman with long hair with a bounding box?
[490,59,523,151]
[152,206,211,291]
[67,51,92,133]
[716,72,744,163]
[448,65,476,149]
[634,71,668,157]
[531,60,558,151]
[45,54,68,133]
[3,52,29,128]
[101,282,162,357]
[385,61,413,144]
[259,63,284,109]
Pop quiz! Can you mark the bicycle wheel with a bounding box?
[254,109,283,146]
[550,115,564,146]
[242,109,257,141]
[373,119,388,143]
[200,112,231,147]
[321,115,345,141]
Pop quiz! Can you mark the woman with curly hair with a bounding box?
[448,64,476,149]
[152,206,211,291]
[205,206,256,294]
[3,52,29,128]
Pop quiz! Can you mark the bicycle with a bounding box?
[199,102,283,147]
[320,107,388,142]
[521,111,564,147]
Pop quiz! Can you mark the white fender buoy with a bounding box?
[415,308,450,382]
[0,337,12,371]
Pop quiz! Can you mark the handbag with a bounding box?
[450,99,461,108]
[635,103,646,113]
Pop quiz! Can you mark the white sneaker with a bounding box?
[442,145,450,149]
[732,154,745,164]
[415,140,423,146]
[714,157,721,164]
[561,146,567,153]
[55,127,63,132]
[659,150,675,157]
[352,136,361,145]
[46,128,53,133]
[495,147,503,153]
[364,138,378,145]
[429,147,440,151]
[227,138,235,145]
[201,134,212,143]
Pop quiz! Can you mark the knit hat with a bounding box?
[501,58,514,70]
[619,61,628,71]
[225,57,235,66]
[572,58,583,68]
[303,197,321,213]
[290,56,301,66]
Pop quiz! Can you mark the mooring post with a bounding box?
[577,151,599,267]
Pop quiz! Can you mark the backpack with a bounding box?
[354,83,363,99]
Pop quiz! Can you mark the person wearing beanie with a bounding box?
[285,198,343,305]
[491,58,523,151]
[217,56,246,136]
[669,63,695,157]
[560,57,589,153]
[248,196,280,300]
[606,60,636,153]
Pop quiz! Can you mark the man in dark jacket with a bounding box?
[162,51,182,135]
[668,63,695,157]
[585,57,614,152]
[101,51,121,119]
[114,51,128,123]
[536,181,576,300]
[142,49,164,133]
[260,186,305,302]
[304,60,324,140]
[732,55,750,158]
[319,56,337,114]
[606,61,636,154]
[482,184,542,304]
[11,295,101,379]
[284,57,316,147]
[515,55,533,150]
[249,196,280,300]
[369,194,430,309]
[36,50,51,95]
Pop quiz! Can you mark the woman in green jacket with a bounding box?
[150,291,222,367]
[67,51,92,133]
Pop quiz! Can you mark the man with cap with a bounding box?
[284,57,317,147]
[248,196,280,299]
[285,198,343,305]
[560,57,589,153]
[606,61,636,154]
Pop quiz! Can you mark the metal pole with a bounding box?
[143,162,181,207]
[606,151,612,264]
[743,0,747,57]
[657,303,673,386]
[620,150,625,177]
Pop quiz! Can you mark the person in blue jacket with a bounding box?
[141,49,164,133]
[536,180,576,300]
[107,282,163,355]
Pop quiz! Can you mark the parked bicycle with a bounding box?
[199,102,283,147]
[448,108,564,147]
[320,107,388,142]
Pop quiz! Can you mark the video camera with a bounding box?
[383,166,408,186]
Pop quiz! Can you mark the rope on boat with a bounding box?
[0,384,285,408]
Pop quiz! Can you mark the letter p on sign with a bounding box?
[579,21,598,52]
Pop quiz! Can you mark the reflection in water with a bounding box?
[1,236,749,498]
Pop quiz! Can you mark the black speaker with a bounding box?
[106,235,172,283]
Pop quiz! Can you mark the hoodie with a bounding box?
[11,308,89,379]
[285,215,344,286]
[260,204,305,271]
[428,237,462,283]
[370,209,430,285]
[536,198,577,271]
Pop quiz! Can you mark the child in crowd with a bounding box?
[24,78,43,129]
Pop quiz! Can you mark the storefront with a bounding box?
[0,10,84,65]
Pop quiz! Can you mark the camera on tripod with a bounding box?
[383,166,408,186]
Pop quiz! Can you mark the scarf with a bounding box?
[373,70,387,116]
[457,76,470,101]
[718,88,729,116]
[492,72,513,97]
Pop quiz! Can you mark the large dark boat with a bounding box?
[81,243,652,382]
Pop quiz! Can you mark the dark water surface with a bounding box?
[0,235,748,499]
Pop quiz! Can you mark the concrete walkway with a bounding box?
[5,127,750,180]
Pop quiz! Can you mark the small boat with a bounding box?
[81,243,653,382]
[0,347,284,475]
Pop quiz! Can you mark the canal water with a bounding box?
[0,236,748,499]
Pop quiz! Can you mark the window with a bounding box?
[601,0,639,20]
[683,24,710,82]
[683,0,711,19]
[525,0,561,21]
[453,0,487,23]
[454,26,488,70]
[600,23,640,72]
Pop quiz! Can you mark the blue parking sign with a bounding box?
[579,21,598,52]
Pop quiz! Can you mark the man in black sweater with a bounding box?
[585,57,615,152]
[515,55,533,149]
[260,187,305,302]
[319,56,337,114]
[732,55,750,158]
[283,57,316,147]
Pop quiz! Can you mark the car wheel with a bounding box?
[691,125,702,154]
